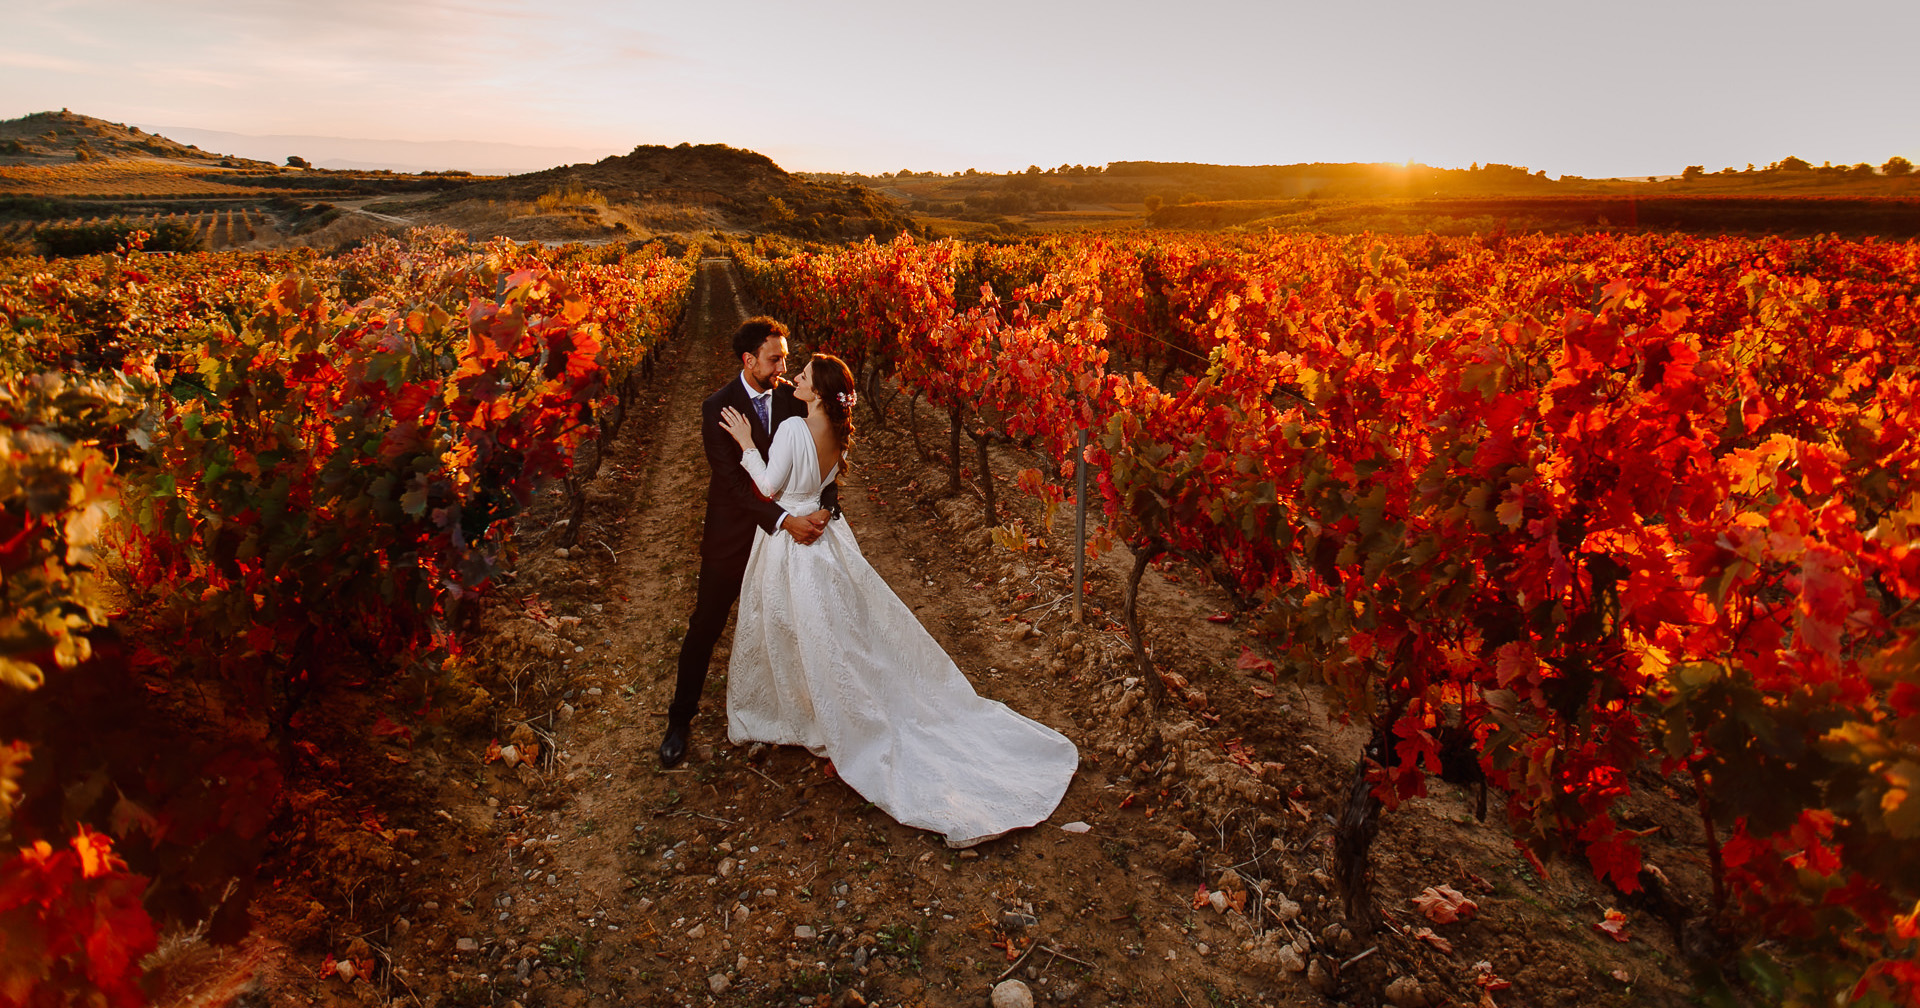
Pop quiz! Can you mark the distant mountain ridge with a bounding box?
[130,125,616,176]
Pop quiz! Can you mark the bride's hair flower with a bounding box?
[837,390,858,408]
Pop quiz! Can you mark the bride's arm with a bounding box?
[737,417,797,497]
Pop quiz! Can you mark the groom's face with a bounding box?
[743,335,789,392]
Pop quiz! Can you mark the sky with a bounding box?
[3,0,1916,178]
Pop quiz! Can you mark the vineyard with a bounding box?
[0,229,697,1004]
[0,208,282,251]
[730,229,1920,1004]
[0,160,332,199]
[1,224,1918,1007]
[1146,195,1920,237]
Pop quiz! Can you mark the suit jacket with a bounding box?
[698,374,837,560]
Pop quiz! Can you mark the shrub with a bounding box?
[535,184,605,213]
[34,219,204,257]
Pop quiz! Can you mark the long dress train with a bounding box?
[726,416,1078,847]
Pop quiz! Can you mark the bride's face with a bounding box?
[794,362,817,402]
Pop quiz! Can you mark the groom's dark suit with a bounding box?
[667,373,837,730]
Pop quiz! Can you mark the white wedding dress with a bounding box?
[727,416,1079,847]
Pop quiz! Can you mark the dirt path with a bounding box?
[292,258,1700,1008]
[448,257,1155,1007]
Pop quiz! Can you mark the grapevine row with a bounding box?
[736,231,1920,1002]
[0,229,695,1004]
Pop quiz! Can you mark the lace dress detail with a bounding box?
[727,417,1078,847]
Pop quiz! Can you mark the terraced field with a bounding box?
[0,207,281,249]
[0,158,316,197]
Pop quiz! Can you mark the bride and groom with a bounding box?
[660,317,1078,848]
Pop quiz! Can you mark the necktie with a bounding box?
[753,392,770,432]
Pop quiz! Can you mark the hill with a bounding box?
[0,108,274,168]
[379,142,915,243]
[0,112,914,253]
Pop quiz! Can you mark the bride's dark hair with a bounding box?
[810,353,856,454]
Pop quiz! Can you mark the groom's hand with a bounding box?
[781,510,830,545]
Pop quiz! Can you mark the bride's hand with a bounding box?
[718,406,756,450]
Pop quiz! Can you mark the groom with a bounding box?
[660,316,836,768]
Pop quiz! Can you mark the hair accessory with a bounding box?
[837,391,858,408]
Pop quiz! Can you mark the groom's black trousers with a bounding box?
[668,545,753,728]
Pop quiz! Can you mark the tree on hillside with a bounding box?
[1771,155,1812,172]
[1885,156,1914,177]
[1682,165,1705,181]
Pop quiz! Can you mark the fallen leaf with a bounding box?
[371,714,413,747]
[1206,612,1233,623]
[1192,884,1211,910]
[1235,645,1275,677]
[1595,908,1631,942]
[1610,968,1633,983]
[1411,884,1478,924]
[1411,927,1453,954]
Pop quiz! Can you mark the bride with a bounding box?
[716,353,1078,848]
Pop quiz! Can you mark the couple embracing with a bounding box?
[660,317,1079,848]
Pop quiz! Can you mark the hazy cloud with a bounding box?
[0,49,93,73]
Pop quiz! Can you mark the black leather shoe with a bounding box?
[659,724,689,769]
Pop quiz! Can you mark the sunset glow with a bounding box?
[3,0,1916,178]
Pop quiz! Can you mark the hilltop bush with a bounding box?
[534,184,606,213]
